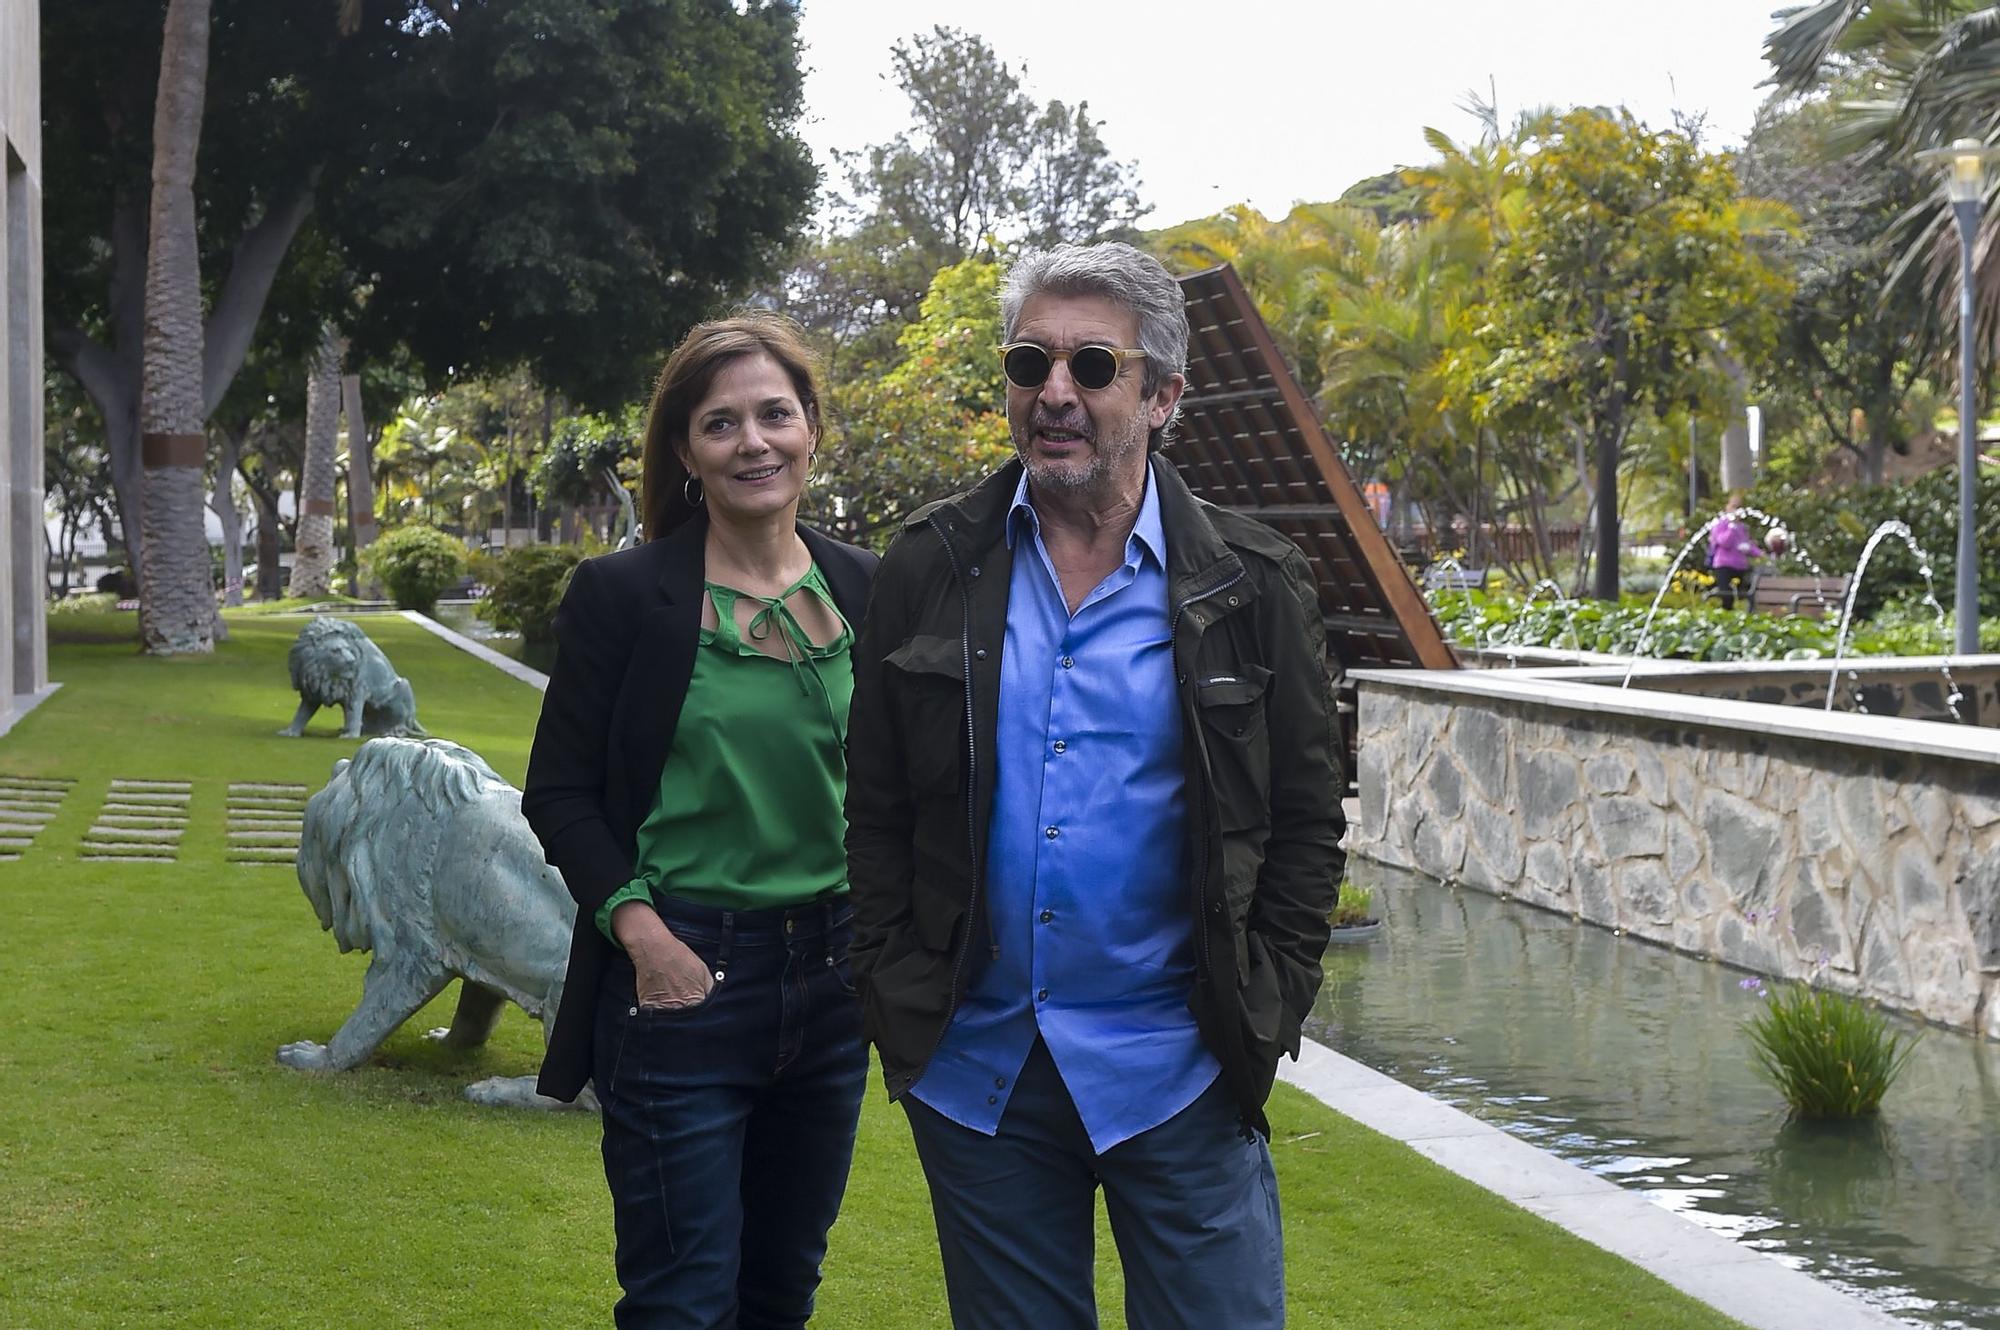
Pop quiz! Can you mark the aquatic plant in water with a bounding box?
[1330,881,1376,928]
[1742,981,1917,1119]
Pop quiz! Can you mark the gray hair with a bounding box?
[1000,242,1189,449]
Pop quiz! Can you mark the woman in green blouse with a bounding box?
[522,313,878,1330]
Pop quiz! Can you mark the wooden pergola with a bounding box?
[1170,264,1455,773]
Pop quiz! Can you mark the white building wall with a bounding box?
[1,0,44,699]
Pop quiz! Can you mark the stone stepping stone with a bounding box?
[104,791,189,805]
[82,840,181,853]
[226,848,298,862]
[89,824,181,842]
[82,854,175,864]
[227,830,301,844]
[101,808,187,821]
[98,812,185,825]
[110,779,192,792]
[229,783,308,795]
[0,777,77,863]
[227,797,304,811]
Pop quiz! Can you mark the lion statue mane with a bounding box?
[281,616,423,739]
[277,736,586,1110]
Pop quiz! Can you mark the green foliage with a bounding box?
[480,545,586,645]
[1735,92,1936,487]
[812,255,1016,546]
[1743,982,1917,1119]
[1331,881,1376,927]
[1427,588,1954,661]
[47,593,119,617]
[1750,467,2000,619]
[362,525,468,614]
[786,27,1143,373]
[533,408,642,512]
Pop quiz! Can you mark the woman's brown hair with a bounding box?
[639,311,826,540]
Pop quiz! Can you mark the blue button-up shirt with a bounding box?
[908,467,1219,1152]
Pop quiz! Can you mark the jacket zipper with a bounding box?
[907,513,983,1096]
[1170,569,1246,991]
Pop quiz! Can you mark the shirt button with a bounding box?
[1052,739,1066,754]
[994,1076,1006,1088]
[1045,826,1059,840]
[987,1094,998,1105]
[1060,655,1074,669]
[1039,909,1052,923]
[975,648,988,660]
[1037,988,1049,1002]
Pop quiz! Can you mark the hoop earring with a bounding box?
[807,449,818,477]
[683,475,703,506]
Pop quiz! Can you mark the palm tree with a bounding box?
[289,327,341,598]
[1766,1,2000,343]
[137,0,216,655]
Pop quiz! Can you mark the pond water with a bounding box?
[429,601,556,675]
[1311,865,2000,1329]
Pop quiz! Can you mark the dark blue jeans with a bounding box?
[902,1038,1285,1330]
[594,896,867,1330]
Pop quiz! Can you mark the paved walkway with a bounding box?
[414,612,1907,1330]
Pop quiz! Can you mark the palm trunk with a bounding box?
[289,326,341,598]
[137,0,216,655]
[210,426,245,607]
[344,373,377,549]
[245,472,282,602]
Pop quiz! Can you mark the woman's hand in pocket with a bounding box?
[611,902,715,1010]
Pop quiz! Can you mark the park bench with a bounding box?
[1422,566,1489,593]
[1709,572,1850,617]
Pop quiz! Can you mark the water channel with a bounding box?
[1312,865,2000,1329]
[429,600,556,675]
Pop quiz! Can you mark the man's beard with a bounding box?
[1012,405,1149,500]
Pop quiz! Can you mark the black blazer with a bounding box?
[522,512,879,1100]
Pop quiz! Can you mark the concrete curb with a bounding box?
[0,683,62,742]
[399,610,549,693]
[1278,1036,1909,1330]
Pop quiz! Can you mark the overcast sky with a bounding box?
[794,1,1784,230]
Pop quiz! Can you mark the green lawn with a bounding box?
[0,609,1746,1328]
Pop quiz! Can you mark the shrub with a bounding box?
[1426,587,2000,661]
[1330,881,1376,927]
[1742,981,1917,1119]
[1749,466,2000,620]
[362,525,468,613]
[48,593,119,616]
[480,544,585,644]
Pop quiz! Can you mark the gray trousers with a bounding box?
[902,1038,1286,1330]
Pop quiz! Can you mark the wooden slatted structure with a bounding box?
[1172,264,1455,772]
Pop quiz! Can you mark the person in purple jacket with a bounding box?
[1708,491,1766,610]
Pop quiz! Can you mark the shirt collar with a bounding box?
[1005,463,1167,569]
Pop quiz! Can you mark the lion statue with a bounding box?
[277,736,589,1110]
[281,616,424,739]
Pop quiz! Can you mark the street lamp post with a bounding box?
[1918,138,1999,655]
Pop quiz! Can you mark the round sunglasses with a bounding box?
[999,341,1147,392]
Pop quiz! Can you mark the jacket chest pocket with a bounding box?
[885,634,969,797]
[1196,665,1272,831]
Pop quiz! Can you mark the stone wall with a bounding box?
[1349,676,2000,1039]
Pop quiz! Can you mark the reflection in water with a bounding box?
[429,602,557,675]
[1310,866,2000,1329]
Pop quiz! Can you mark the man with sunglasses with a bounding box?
[845,242,1342,1330]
